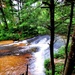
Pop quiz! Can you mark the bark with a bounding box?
[64,2,74,69]
[63,29,75,75]
[49,0,55,75]
[26,64,28,75]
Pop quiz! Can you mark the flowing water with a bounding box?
[0,35,66,75]
[27,35,66,75]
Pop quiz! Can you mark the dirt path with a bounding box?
[54,59,65,64]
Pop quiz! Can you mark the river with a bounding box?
[0,35,66,75]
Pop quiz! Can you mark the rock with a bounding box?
[0,40,14,45]
[13,43,27,47]
[0,53,32,75]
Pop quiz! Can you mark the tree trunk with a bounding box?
[64,2,74,69]
[49,0,55,75]
[63,29,75,75]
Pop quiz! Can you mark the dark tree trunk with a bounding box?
[64,2,74,69]
[63,28,75,75]
[49,0,55,75]
[26,64,28,75]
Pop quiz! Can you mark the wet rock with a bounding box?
[0,40,14,45]
[0,53,31,75]
[13,43,27,47]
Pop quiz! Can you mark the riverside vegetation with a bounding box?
[44,43,75,75]
[0,0,75,75]
[0,0,75,41]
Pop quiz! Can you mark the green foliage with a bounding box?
[0,0,75,40]
[54,43,71,59]
[44,59,64,75]
[44,59,51,70]
[45,70,52,75]
[54,46,65,59]
[73,66,75,73]
[55,63,64,74]
[44,43,71,75]
[0,30,20,41]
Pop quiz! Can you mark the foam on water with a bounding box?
[27,35,66,75]
[0,35,66,75]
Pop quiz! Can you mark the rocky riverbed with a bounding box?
[0,35,66,75]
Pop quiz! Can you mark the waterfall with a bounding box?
[26,35,66,75]
[0,35,66,75]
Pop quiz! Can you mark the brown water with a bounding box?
[0,41,31,75]
[0,53,32,75]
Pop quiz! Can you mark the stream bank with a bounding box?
[0,35,66,75]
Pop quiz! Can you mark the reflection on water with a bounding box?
[0,53,32,75]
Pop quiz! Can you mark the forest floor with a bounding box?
[54,59,65,64]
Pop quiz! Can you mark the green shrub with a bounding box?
[45,70,52,75]
[55,63,64,74]
[44,59,51,70]
[54,46,65,59]
[73,66,75,73]
[54,43,71,59]
[44,62,64,75]
[44,44,71,75]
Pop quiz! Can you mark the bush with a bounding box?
[44,43,71,75]
[54,46,65,59]
[44,62,64,75]
[55,63,64,74]
[44,59,51,70]
[54,43,71,59]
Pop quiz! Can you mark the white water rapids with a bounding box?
[0,35,66,75]
[26,35,66,75]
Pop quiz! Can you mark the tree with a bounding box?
[0,0,8,29]
[63,1,75,75]
[63,28,75,75]
[49,0,55,75]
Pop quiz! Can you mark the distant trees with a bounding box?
[0,0,8,29]
[0,0,75,40]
